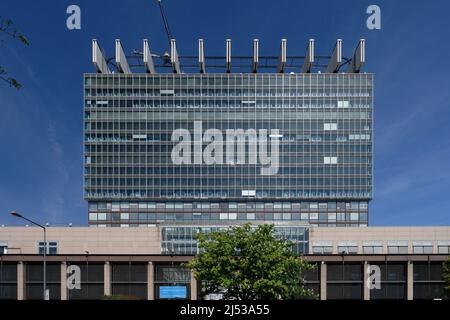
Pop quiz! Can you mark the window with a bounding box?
[219,213,228,220]
[38,242,58,255]
[97,213,107,221]
[328,213,337,222]
[0,263,17,299]
[68,263,104,300]
[312,246,333,254]
[324,156,338,164]
[323,123,338,131]
[111,263,147,299]
[338,242,358,254]
[309,212,318,220]
[413,241,433,254]
[160,89,175,95]
[26,263,61,300]
[338,246,358,254]
[387,241,408,254]
[327,263,363,299]
[155,264,191,300]
[413,262,444,300]
[302,263,320,297]
[132,134,147,140]
[318,202,327,210]
[337,100,349,108]
[363,246,383,254]
[312,242,333,254]
[437,241,450,254]
[0,241,8,254]
[363,241,383,254]
[370,263,406,300]
[242,190,256,196]
[309,202,318,210]
[138,202,148,209]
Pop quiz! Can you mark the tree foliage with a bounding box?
[444,258,450,299]
[0,17,29,89]
[186,223,317,300]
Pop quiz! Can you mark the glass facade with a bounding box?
[84,73,373,227]
[68,263,104,300]
[326,263,363,299]
[154,264,191,300]
[302,263,320,297]
[370,263,406,300]
[111,262,147,299]
[413,262,445,299]
[160,224,309,255]
[25,263,61,300]
[0,263,17,300]
[0,259,447,300]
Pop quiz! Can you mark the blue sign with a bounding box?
[159,286,187,299]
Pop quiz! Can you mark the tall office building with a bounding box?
[2,38,448,302]
[84,38,371,252]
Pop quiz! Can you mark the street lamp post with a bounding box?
[10,211,47,300]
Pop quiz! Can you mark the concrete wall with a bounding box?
[1,226,450,255]
[0,227,161,255]
[310,226,450,254]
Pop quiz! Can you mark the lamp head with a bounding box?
[10,211,22,218]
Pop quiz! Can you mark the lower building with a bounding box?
[0,225,449,300]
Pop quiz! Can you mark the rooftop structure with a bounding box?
[92,38,366,74]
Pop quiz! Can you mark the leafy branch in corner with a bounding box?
[0,17,29,89]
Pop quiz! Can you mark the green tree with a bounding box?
[443,258,450,299]
[0,17,29,89]
[186,223,317,300]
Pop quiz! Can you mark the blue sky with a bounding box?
[0,0,449,226]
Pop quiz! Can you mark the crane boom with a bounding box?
[156,0,173,49]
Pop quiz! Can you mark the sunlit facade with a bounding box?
[84,73,373,227]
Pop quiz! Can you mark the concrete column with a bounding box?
[17,261,24,300]
[320,261,327,300]
[60,262,67,300]
[407,261,413,300]
[104,261,111,296]
[363,261,370,300]
[190,270,198,300]
[147,262,154,300]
